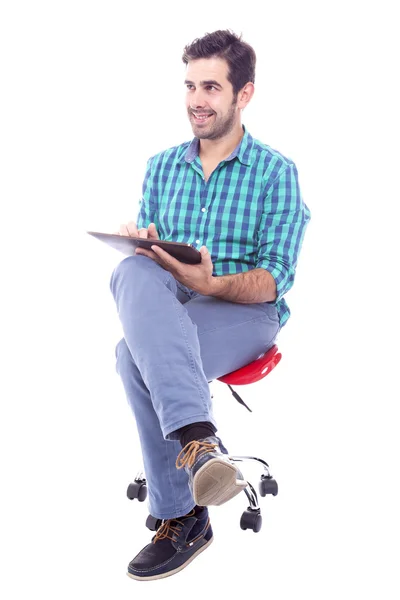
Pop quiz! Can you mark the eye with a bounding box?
[206,85,217,91]
[186,84,195,90]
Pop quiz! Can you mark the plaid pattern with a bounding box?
[137,127,310,327]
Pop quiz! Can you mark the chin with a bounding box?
[191,123,213,137]
[193,131,213,140]
[196,132,214,140]
[191,128,206,138]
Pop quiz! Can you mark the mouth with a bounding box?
[191,111,214,125]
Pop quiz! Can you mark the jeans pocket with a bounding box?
[257,301,280,324]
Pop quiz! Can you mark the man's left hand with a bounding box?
[135,244,215,296]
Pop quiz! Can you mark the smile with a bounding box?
[191,112,213,123]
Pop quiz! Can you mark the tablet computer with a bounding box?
[86,231,202,264]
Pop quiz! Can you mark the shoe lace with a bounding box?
[175,440,217,470]
[153,510,196,544]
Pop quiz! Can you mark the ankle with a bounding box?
[177,421,217,448]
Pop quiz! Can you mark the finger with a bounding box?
[118,224,131,236]
[126,221,139,237]
[199,246,210,261]
[138,228,148,239]
[148,223,160,240]
[135,247,150,257]
[151,245,181,268]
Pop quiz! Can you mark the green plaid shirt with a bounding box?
[137,127,310,327]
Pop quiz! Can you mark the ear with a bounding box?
[237,82,255,110]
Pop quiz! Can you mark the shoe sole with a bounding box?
[192,458,247,506]
[127,535,214,581]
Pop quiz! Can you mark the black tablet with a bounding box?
[86,231,202,265]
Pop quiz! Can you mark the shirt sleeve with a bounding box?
[136,157,159,230]
[256,162,311,301]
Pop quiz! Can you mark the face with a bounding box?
[185,57,240,140]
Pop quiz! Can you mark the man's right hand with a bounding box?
[114,221,159,240]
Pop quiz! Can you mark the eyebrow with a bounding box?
[184,79,223,90]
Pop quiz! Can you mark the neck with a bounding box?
[199,123,244,161]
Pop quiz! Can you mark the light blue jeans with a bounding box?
[110,255,280,520]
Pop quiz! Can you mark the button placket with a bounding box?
[196,164,217,248]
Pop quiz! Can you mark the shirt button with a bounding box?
[196,240,200,244]
[201,207,207,212]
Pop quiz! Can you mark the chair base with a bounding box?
[126,346,283,533]
[127,455,278,533]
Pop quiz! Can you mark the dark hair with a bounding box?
[182,30,256,95]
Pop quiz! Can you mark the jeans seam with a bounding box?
[165,441,180,516]
[163,413,215,438]
[147,502,196,521]
[197,313,276,336]
[176,280,192,300]
[171,295,208,414]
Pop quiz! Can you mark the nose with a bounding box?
[189,88,206,109]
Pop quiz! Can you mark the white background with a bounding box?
[1,0,399,598]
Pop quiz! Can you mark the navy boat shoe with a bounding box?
[176,436,247,506]
[127,507,213,581]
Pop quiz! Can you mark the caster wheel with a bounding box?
[146,515,163,531]
[259,476,278,497]
[240,509,262,533]
[127,481,147,502]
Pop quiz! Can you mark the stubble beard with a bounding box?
[189,97,238,140]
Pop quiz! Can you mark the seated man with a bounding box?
[110,29,311,581]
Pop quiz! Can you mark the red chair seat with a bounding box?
[217,344,282,386]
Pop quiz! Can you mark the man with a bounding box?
[110,29,310,580]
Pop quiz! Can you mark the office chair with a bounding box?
[127,344,282,533]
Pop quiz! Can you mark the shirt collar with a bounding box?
[181,126,254,166]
